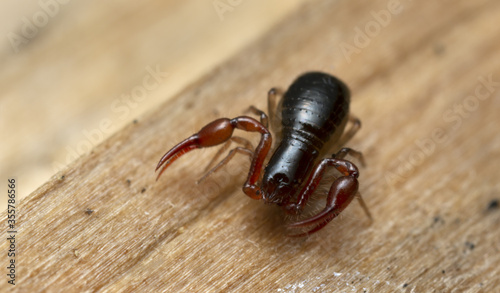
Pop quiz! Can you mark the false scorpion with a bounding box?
[156,72,371,236]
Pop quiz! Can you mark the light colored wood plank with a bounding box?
[0,0,304,210]
[2,0,500,291]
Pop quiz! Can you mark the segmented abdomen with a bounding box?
[281,72,350,152]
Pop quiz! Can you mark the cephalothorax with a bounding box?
[156,72,371,236]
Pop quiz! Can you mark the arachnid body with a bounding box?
[156,72,371,236]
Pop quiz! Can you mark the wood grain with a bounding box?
[2,0,500,292]
[0,0,304,210]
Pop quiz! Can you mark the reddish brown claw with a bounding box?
[287,176,359,236]
[155,117,272,200]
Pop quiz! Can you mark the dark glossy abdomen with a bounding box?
[281,72,350,149]
[262,72,350,203]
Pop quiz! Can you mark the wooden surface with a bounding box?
[0,0,304,210]
[2,0,500,292]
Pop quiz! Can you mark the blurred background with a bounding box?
[0,1,306,210]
